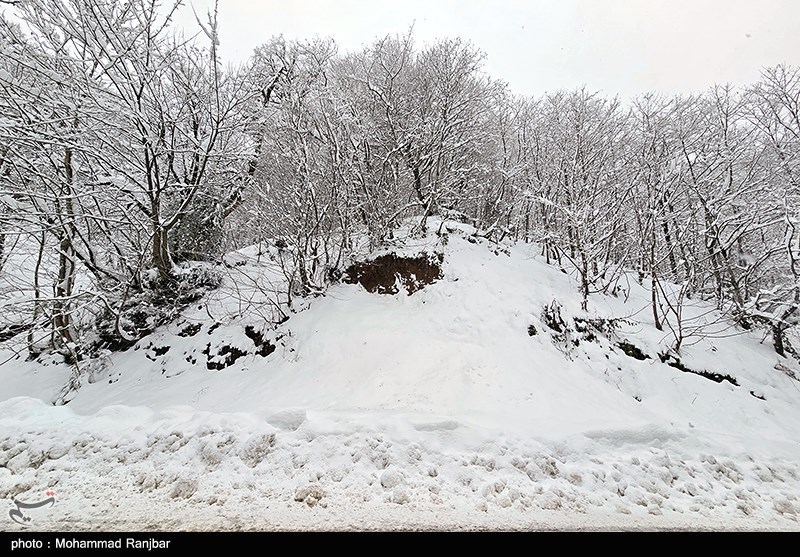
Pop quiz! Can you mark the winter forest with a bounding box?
[2,0,800,531]
[2,0,799,367]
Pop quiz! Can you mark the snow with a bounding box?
[1,220,799,530]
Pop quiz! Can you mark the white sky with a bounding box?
[175,0,800,98]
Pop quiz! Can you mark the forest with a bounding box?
[1,0,799,366]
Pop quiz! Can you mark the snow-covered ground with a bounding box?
[2,221,799,530]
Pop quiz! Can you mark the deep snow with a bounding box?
[1,220,799,530]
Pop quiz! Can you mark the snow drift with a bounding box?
[1,220,799,530]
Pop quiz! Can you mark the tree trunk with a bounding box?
[53,146,77,348]
[580,247,590,311]
[650,222,662,331]
[151,206,173,283]
[773,324,786,357]
[651,272,662,331]
[28,231,46,358]
[661,219,678,279]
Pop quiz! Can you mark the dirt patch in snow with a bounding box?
[344,253,443,295]
[178,322,203,337]
[202,343,248,371]
[244,325,277,358]
[659,353,740,386]
[617,340,649,361]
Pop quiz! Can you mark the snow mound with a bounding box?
[2,220,800,529]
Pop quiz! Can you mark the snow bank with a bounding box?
[2,220,800,529]
[1,397,798,530]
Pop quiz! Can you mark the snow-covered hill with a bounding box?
[2,221,799,530]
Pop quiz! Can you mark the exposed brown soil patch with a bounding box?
[344,253,443,295]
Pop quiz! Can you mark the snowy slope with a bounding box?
[1,220,799,530]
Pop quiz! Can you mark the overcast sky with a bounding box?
[175,0,800,99]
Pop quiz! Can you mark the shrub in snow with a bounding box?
[541,301,567,334]
[95,264,223,351]
[169,194,226,263]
